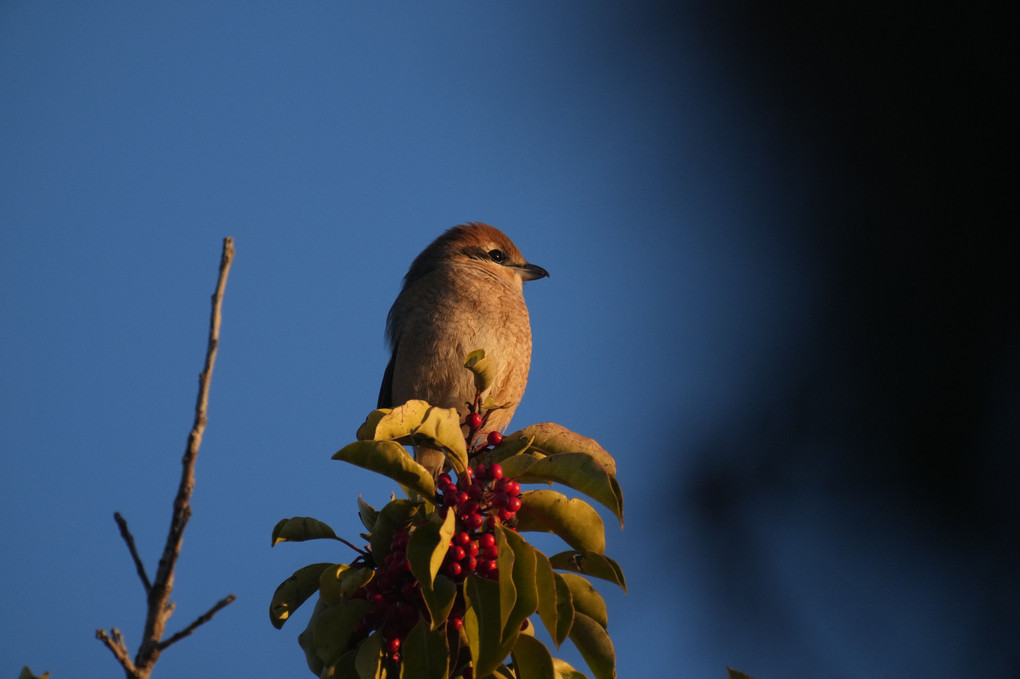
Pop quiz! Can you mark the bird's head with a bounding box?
[404,222,549,289]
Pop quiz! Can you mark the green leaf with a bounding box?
[420,573,457,630]
[511,632,556,679]
[534,551,573,648]
[270,562,333,629]
[319,564,374,606]
[515,490,605,554]
[358,495,379,532]
[354,400,468,476]
[515,423,616,476]
[568,613,616,679]
[481,431,536,466]
[334,440,436,501]
[313,599,373,666]
[400,617,449,679]
[548,552,626,593]
[511,454,624,528]
[298,599,327,676]
[727,669,756,679]
[354,632,385,679]
[494,527,517,636]
[501,527,539,644]
[464,348,496,393]
[272,517,338,546]
[559,573,607,629]
[19,668,50,679]
[407,509,456,589]
[369,499,421,566]
[325,649,361,678]
[412,405,469,475]
[464,574,509,678]
[552,658,589,679]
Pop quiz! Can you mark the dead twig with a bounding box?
[97,237,237,679]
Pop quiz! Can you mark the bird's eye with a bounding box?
[487,249,507,263]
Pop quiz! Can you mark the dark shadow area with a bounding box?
[649,3,1015,676]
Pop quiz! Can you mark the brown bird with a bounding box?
[378,222,548,475]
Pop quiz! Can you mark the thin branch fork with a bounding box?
[98,238,237,679]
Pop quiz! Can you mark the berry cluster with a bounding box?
[436,463,523,580]
[350,528,423,663]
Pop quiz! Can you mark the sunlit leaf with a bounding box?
[333,440,436,501]
[407,509,456,588]
[272,517,337,546]
[313,599,373,666]
[481,431,536,466]
[515,423,616,476]
[420,573,457,630]
[548,552,626,593]
[495,527,517,635]
[534,550,573,647]
[464,574,510,678]
[269,562,333,629]
[400,617,449,679]
[358,495,379,532]
[511,454,623,527]
[354,632,385,679]
[511,632,555,679]
[319,564,374,606]
[552,658,589,679]
[501,527,539,644]
[516,490,605,553]
[356,401,431,440]
[559,573,607,629]
[464,348,495,393]
[569,612,616,679]
[412,405,469,475]
[369,499,420,566]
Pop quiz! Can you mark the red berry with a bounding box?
[498,508,514,522]
[454,531,471,546]
[444,561,462,577]
[474,463,488,479]
[507,497,522,513]
[491,492,509,509]
[466,413,483,429]
[450,545,466,561]
[467,540,479,557]
[506,481,521,496]
[482,542,499,559]
[478,533,496,548]
[449,616,464,631]
[464,555,477,571]
[384,637,401,654]
[463,513,484,530]
[490,463,503,480]
[486,430,504,447]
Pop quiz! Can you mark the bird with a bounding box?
[378,222,548,476]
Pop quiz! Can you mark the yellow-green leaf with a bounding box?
[319,564,374,606]
[481,431,536,466]
[464,348,496,393]
[548,552,626,593]
[420,573,457,630]
[400,617,449,679]
[516,490,605,554]
[333,440,436,501]
[568,612,616,679]
[356,401,431,440]
[559,573,607,629]
[270,562,333,629]
[272,517,338,546]
[407,509,456,588]
[369,499,420,566]
[516,424,616,476]
[19,668,50,679]
[313,599,373,666]
[552,658,588,679]
[534,551,573,648]
[412,406,469,475]
[298,599,327,676]
[501,527,539,644]
[354,632,386,679]
[495,527,517,636]
[464,574,508,678]
[512,454,623,527]
[511,632,555,679]
[358,495,379,532]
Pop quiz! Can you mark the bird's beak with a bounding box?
[519,262,550,281]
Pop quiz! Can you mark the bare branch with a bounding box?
[136,236,235,673]
[157,594,237,651]
[113,512,152,594]
[96,628,137,675]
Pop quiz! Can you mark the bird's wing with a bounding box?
[378,344,396,408]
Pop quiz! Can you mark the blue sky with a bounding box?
[4,3,1007,678]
